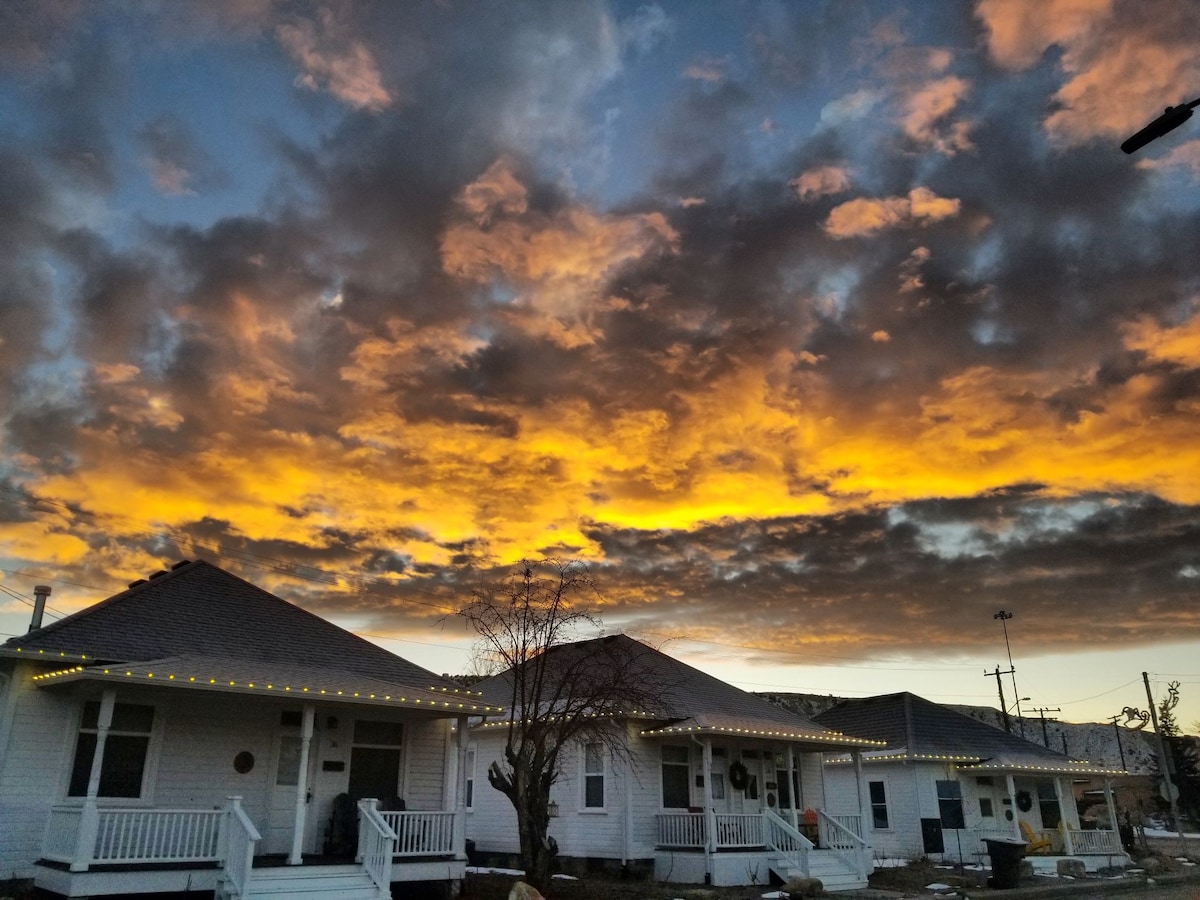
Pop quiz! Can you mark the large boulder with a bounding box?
[783,876,825,897]
[1057,859,1087,878]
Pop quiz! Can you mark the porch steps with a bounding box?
[226,863,384,900]
[771,850,868,892]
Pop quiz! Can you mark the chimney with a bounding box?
[28,585,51,633]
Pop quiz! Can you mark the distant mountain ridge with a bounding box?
[760,692,1187,775]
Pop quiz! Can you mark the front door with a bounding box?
[347,719,405,807]
[265,710,313,855]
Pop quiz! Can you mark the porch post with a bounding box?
[1102,778,1119,834]
[1005,774,1020,840]
[1053,777,1074,855]
[72,688,116,872]
[701,736,715,869]
[288,703,315,865]
[786,744,798,829]
[453,716,469,860]
[853,750,870,839]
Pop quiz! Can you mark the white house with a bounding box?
[815,693,1129,872]
[0,560,496,899]
[465,635,886,890]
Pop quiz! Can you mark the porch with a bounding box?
[953,823,1126,872]
[36,797,465,898]
[653,808,871,890]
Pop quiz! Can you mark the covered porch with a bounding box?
[36,796,463,898]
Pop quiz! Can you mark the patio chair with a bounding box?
[1019,820,1053,853]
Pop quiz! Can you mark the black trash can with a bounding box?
[984,837,1028,889]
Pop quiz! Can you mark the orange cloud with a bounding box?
[277,9,392,112]
[824,187,961,238]
[790,165,851,201]
[977,0,1113,70]
[901,76,972,153]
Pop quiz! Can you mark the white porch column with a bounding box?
[72,688,117,871]
[701,736,716,870]
[786,744,798,829]
[288,703,315,865]
[1103,778,1120,835]
[853,751,871,840]
[1005,774,1020,841]
[453,716,469,860]
[1053,777,1074,855]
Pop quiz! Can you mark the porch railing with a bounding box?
[1066,828,1122,855]
[222,797,260,900]
[816,808,871,880]
[357,800,397,897]
[380,810,456,857]
[763,807,812,877]
[42,803,224,870]
[656,812,706,848]
[714,813,763,849]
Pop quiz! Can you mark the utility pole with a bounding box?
[1143,672,1182,839]
[994,611,1025,737]
[985,665,1012,733]
[1031,707,1060,749]
[1107,714,1128,771]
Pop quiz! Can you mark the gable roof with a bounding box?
[2,560,496,714]
[814,692,1123,775]
[474,634,883,751]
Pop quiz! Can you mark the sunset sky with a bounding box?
[2,0,1198,731]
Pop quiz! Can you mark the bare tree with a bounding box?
[457,559,668,891]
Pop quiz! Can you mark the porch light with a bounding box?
[547,800,560,818]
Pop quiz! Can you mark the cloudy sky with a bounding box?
[2,0,1198,730]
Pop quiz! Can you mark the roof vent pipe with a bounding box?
[28,585,51,633]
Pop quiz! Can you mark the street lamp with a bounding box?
[1122,98,1200,154]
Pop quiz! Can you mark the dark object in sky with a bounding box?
[1122,99,1200,154]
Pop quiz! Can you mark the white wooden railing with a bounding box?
[656,812,707,848]
[816,809,871,879]
[714,813,763,848]
[222,797,260,900]
[43,803,224,870]
[763,808,812,876]
[1066,828,1122,855]
[380,810,456,856]
[357,800,397,898]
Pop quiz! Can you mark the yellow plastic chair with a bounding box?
[1019,820,1053,853]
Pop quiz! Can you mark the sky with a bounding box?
[1,0,1198,733]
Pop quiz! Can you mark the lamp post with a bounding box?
[1122,98,1200,154]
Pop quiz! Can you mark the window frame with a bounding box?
[465,746,476,811]
[868,779,890,830]
[581,741,606,811]
[935,779,965,830]
[64,698,162,805]
[661,744,691,809]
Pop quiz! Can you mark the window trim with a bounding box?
[868,779,890,830]
[581,741,606,812]
[63,697,163,806]
[935,779,966,830]
[465,746,476,811]
[660,744,691,810]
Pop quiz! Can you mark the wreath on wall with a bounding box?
[728,760,750,792]
[1015,790,1033,812]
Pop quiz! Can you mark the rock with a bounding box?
[508,882,546,900]
[1141,858,1164,875]
[1057,859,1086,878]
[782,876,825,897]
[1019,861,1034,878]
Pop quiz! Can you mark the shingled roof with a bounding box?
[474,634,884,751]
[2,560,493,713]
[815,692,1123,775]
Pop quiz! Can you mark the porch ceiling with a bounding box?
[28,652,504,716]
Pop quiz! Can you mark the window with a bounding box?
[68,701,155,798]
[662,745,690,808]
[583,743,605,808]
[465,747,476,809]
[979,797,994,818]
[869,780,889,829]
[1037,781,1061,829]
[349,719,404,803]
[710,772,726,800]
[936,780,965,829]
